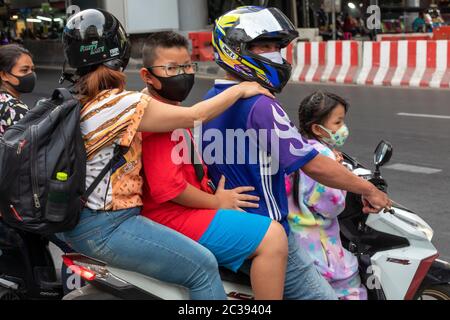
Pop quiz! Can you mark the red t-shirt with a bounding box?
[141,129,217,241]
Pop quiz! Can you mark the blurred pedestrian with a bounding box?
[343,14,358,39]
[0,31,9,45]
[424,12,433,32]
[413,11,427,33]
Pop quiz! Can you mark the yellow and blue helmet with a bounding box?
[213,6,298,93]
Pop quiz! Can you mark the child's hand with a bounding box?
[238,82,275,99]
[215,176,260,211]
[333,149,344,163]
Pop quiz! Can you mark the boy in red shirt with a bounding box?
[139,31,288,300]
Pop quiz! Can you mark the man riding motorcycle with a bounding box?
[201,6,392,300]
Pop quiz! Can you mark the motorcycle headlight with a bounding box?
[391,202,434,242]
[417,224,434,241]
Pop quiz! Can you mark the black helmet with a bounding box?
[62,9,130,75]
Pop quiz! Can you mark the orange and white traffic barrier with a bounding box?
[292,41,327,83]
[356,40,450,88]
[291,41,361,84]
[321,41,361,84]
[281,43,295,65]
[376,33,433,42]
[430,41,450,89]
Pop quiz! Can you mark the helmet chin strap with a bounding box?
[59,61,77,85]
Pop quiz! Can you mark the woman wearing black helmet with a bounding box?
[58,9,273,300]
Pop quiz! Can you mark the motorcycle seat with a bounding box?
[219,267,251,286]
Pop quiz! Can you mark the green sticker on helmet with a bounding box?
[80,41,105,55]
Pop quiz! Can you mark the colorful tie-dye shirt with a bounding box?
[287,139,367,300]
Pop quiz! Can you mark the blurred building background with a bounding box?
[1,0,450,64]
[1,1,449,39]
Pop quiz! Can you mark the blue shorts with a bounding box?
[198,209,272,272]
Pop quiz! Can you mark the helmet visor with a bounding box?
[233,8,297,42]
[64,9,118,41]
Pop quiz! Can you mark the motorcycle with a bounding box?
[9,141,449,300]
[339,141,450,300]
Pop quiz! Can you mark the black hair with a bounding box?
[142,31,190,67]
[298,91,349,140]
[0,44,32,88]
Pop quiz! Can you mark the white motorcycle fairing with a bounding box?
[365,208,438,300]
[105,266,253,300]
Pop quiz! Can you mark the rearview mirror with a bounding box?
[374,141,393,168]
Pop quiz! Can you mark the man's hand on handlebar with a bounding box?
[361,186,393,214]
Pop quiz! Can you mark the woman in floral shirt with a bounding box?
[0,44,36,134]
[0,44,79,293]
[0,93,29,134]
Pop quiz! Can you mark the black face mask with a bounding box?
[148,71,195,103]
[6,72,37,94]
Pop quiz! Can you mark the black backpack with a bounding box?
[0,88,121,236]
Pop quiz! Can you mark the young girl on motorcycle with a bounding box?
[286,91,368,300]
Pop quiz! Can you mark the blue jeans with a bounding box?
[240,233,338,300]
[60,208,227,300]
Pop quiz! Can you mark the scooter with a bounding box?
[339,141,450,300]
[57,141,450,300]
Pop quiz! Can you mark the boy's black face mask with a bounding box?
[147,69,195,103]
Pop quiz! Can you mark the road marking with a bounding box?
[385,163,442,174]
[398,113,450,120]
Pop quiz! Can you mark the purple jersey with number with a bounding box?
[201,81,319,233]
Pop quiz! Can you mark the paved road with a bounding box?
[26,68,450,261]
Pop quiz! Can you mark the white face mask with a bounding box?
[259,51,284,65]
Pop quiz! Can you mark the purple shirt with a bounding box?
[201,81,319,233]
